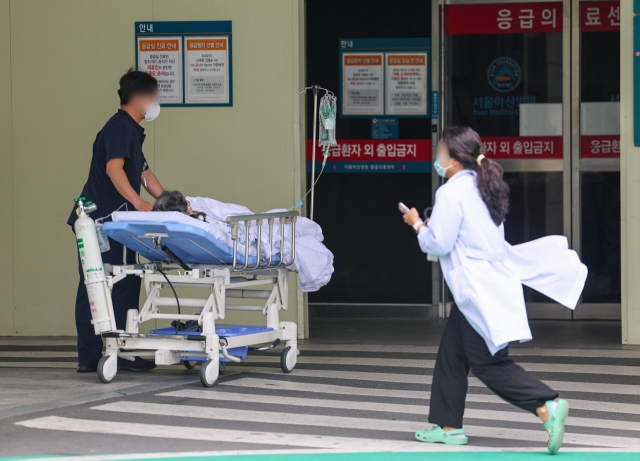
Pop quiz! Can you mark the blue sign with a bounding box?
[431,91,439,119]
[372,118,399,139]
[135,21,233,107]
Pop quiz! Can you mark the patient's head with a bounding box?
[153,190,189,213]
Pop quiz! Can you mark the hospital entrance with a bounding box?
[0,0,639,458]
[306,0,621,328]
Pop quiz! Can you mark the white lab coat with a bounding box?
[418,170,588,355]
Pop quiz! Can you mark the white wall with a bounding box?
[0,0,307,336]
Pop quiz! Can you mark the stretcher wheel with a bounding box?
[280,346,296,373]
[183,360,198,370]
[219,361,226,374]
[97,355,117,384]
[200,359,219,387]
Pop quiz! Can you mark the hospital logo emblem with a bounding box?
[487,57,521,93]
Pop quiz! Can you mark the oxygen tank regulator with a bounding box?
[75,197,110,253]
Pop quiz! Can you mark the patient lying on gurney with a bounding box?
[113,190,333,292]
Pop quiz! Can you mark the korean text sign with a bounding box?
[185,37,230,104]
[339,38,430,118]
[135,21,232,107]
[342,54,384,115]
[386,54,428,116]
[306,139,431,173]
[446,2,562,35]
[138,39,182,103]
[580,1,620,32]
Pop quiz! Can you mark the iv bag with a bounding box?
[318,94,337,150]
[95,222,111,253]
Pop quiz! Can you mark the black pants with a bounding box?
[74,236,140,364]
[428,304,558,429]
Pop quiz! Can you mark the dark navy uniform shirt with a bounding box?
[68,110,147,226]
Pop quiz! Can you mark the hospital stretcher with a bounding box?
[94,211,299,387]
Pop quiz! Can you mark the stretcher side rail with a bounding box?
[226,211,298,272]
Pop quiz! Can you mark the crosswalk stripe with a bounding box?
[0,351,77,358]
[221,377,640,415]
[299,344,640,359]
[233,367,640,395]
[160,388,640,433]
[16,416,485,452]
[95,400,640,436]
[0,362,75,368]
[242,356,640,377]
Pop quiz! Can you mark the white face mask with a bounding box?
[143,101,161,122]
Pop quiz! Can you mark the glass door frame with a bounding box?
[570,0,621,319]
[436,0,572,319]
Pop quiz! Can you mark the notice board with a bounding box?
[339,38,431,118]
[135,21,233,107]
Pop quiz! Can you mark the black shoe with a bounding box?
[77,362,98,373]
[117,356,156,372]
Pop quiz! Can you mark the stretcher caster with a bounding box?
[280,346,296,373]
[200,359,219,387]
[97,355,117,383]
[219,361,226,374]
[183,360,198,370]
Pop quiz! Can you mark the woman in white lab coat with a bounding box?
[402,126,587,454]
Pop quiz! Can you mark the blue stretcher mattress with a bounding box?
[103,221,280,266]
[150,325,275,363]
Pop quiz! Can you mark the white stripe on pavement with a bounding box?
[95,400,640,436]
[298,344,640,359]
[221,377,640,415]
[234,366,640,395]
[0,362,75,368]
[15,416,484,452]
[243,356,640,377]
[160,389,640,433]
[0,351,77,358]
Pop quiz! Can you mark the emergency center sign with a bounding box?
[446,2,562,35]
[135,21,233,107]
[580,1,620,32]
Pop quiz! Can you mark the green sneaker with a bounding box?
[544,399,569,454]
[415,426,469,445]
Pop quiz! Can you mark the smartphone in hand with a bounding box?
[398,202,411,214]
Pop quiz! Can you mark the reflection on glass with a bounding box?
[448,33,562,136]
[504,172,563,302]
[580,31,620,103]
[581,173,621,303]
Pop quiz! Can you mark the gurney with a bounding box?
[74,198,299,388]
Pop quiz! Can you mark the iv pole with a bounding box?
[310,85,319,221]
[297,84,334,222]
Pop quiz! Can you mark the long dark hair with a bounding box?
[441,126,509,225]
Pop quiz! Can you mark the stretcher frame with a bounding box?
[95,211,299,387]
